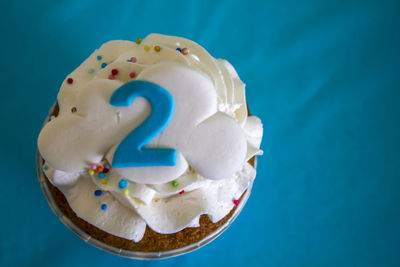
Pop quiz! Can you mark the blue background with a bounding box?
[1,0,399,266]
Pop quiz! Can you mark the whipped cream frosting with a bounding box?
[38,34,263,242]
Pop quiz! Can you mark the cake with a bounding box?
[37,34,263,257]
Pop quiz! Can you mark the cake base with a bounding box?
[45,174,247,252]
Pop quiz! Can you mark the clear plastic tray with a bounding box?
[37,103,255,259]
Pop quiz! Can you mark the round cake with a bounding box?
[37,33,263,257]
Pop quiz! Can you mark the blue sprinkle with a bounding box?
[176,48,182,52]
[118,179,128,189]
[126,59,131,62]
[101,62,107,68]
[98,172,105,179]
[94,190,102,196]
[97,55,102,61]
[101,204,107,210]
[42,164,49,171]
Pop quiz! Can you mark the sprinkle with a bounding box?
[88,169,95,175]
[118,179,128,189]
[101,179,108,185]
[42,164,49,171]
[172,180,179,187]
[129,72,136,78]
[103,168,110,173]
[130,57,137,62]
[96,55,102,61]
[67,78,73,84]
[182,48,189,55]
[179,190,185,195]
[108,74,115,80]
[122,188,129,196]
[176,48,182,52]
[101,204,107,210]
[94,190,102,196]
[126,59,131,62]
[136,38,142,44]
[98,172,105,179]
[233,199,239,206]
[71,107,77,113]
[90,164,97,170]
[177,212,181,216]
[96,166,104,172]
[101,62,107,68]
[144,45,150,52]
[111,69,119,75]
[88,68,95,74]
[154,45,161,52]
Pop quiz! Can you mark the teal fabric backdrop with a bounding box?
[1,0,399,266]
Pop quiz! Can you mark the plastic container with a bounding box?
[37,103,255,259]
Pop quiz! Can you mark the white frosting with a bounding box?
[38,34,263,241]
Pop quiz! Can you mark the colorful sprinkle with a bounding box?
[96,166,104,172]
[182,48,189,55]
[101,179,108,185]
[88,169,95,175]
[122,188,129,195]
[71,107,77,113]
[233,199,240,205]
[118,179,128,189]
[176,48,182,52]
[101,204,107,210]
[103,168,110,173]
[88,68,95,74]
[94,190,102,196]
[129,72,136,78]
[136,38,142,44]
[67,78,73,84]
[108,74,115,80]
[101,62,107,68]
[172,180,179,187]
[144,45,150,52]
[90,164,97,170]
[179,190,185,195]
[98,172,105,179]
[42,164,49,171]
[97,55,102,61]
[130,57,137,63]
[154,45,161,52]
[111,69,119,75]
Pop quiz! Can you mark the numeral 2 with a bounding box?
[110,80,177,167]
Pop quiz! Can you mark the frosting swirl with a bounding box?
[38,34,263,241]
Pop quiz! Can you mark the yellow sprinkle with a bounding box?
[177,212,181,216]
[122,188,129,195]
[88,169,95,175]
[101,179,108,185]
[135,38,142,44]
[144,45,150,52]
[154,45,161,52]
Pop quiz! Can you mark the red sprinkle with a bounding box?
[111,69,119,75]
[67,78,73,84]
[96,166,104,173]
[233,199,239,205]
[130,57,137,63]
[108,74,115,80]
[179,190,185,195]
[103,168,110,173]
[129,72,136,78]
